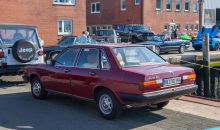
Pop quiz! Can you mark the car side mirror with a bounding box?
[116,33,119,36]
[46,60,52,65]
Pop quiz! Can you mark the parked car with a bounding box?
[178,32,192,41]
[0,23,44,76]
[116,24,154,43]
[192,25,220,51]
[43,35,97,60]
[94,29,121,43]
[137,35,190,54]
[24,44,198,120]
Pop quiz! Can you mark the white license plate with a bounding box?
[163,77,181,86]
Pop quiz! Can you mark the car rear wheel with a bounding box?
[31,77,47,99]
[156,101,169,108]
[155,46,160,55]
[178,45,186,54]
[131,38,139,44]
[193,47,201,51]
[96,89,121,120]
[211,42,220,51]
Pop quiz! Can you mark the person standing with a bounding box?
[86,31,91,43]
[80,31,87,43]
[173,28,178,39]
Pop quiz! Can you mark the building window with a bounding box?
[184,24,188,30]
[185,1,190,11]
[156,0,162,10]
[91,2,100,13]
[194,24,198,30]
[204,9,216,25]
[176,24,180,31]
[121,0,126,11]
[58,20,72,35]
[135,0,140,5]
[164,24,168,31]
[190,24,193,30]
[53,0,75,5]
[176,0,181,11]
[193,2,198,12]
[166,0,172,10]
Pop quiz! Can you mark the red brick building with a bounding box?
[0,0,86,45]
[86,0,199,34]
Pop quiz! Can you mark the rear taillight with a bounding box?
[182,74,196,84]
[2,62,7,67]
[0,49,4,58]
[38,50,43,56]
[140,79,163,91]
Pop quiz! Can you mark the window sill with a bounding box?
[121,9,126,11]
[184,10,190,12]
[53,3,75,6]
[135,3,140,5]
[193,11,198,13]
[58,33,72,35]
[155,9,162,11]
[91,12,100,14]
[166,9,172,12]
[175,10,181,12]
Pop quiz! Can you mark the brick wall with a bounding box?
[87,0,199,34]
[0,0,86,45]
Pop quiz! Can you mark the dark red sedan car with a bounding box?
[24,44,198,120]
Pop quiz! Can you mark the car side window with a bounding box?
[101,49,110,69]
[77,48,99,69]
[54,48,79,66]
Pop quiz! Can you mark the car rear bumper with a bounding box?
[0,65,26,75]
[119,84,198,103]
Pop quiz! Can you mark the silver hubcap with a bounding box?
[33,80,41,96]
[181,46,185,53]
[155,47,160,54]
[99,94,113,115]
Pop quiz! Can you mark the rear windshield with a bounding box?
[0,28,40,48]
[112,47,165,67]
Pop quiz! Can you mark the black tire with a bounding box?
[131,38,139,44]
[155,46,160,55]
[211,42,219,51]
[12,39,36,63]
[31,77,47,99]
[96,89,121,120]
[193,47,201,51]
[157,101,169,108]
[178,45,186,54]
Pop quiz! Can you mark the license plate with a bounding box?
[163,77,181,86]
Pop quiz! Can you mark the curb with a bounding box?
[178,95,220,108]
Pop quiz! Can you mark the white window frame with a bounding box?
[135,0,140,5]
[53,0,75,5]
[185,1,190,12]
[58,20,72,35]
[176,24,180,31]
[194,24,198,30]
[166,0,172,11]
[193,2,198,12]
[156,0,162,11]
[190,24,193,30]
[176,0,181,11]
[164,24,168,31]
[184,24,188,30]
[91,2,100,13]
[121,0,126,11]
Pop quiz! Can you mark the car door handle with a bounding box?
[89,72,97,76]
[64,69,70,73]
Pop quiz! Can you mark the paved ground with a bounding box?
[0,76,220,130]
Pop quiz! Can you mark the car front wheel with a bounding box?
[96,89,121,120]
[178,45,186,54]
[31,77,47,99]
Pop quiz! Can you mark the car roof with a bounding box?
[67,43,144,49]
[0,23,38,29]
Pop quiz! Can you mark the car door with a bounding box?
[45,48,80,94]
[70,48,100,99]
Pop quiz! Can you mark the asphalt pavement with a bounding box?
[0,76,220,130]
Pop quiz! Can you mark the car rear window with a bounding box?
[112,47,165,67]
